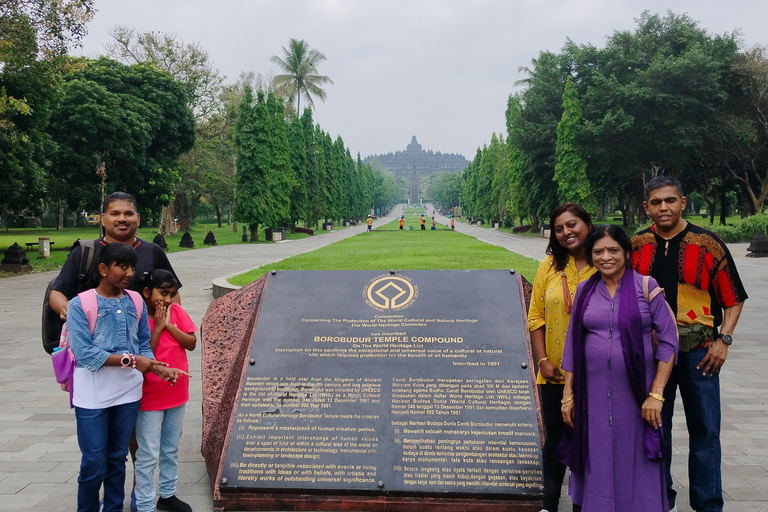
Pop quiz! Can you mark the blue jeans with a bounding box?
[662,346,723,512]
[134,404,186,512]
[75,400,141,512]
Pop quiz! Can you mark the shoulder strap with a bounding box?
[76,240,96,285]
[78,289,99,334]
[642,275,665,303]
[125,289,144,323]
[648,287,664,302]
[77,289,143,335]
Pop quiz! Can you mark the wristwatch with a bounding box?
[120,353,132,368]
[717,334,733,345]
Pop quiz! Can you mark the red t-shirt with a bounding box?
[141,303,197,411]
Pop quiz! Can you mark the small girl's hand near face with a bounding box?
[153,301,168,331]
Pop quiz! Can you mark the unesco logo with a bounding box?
[363,275,419,312]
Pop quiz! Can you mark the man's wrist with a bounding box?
[716,333,733,345]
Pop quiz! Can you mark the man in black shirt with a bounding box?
[48,192,180,321]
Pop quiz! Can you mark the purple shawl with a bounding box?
[557,269,663,475]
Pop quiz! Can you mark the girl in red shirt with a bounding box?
[134,270,197,512]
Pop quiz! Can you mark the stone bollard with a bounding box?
[38,237,51,259]
[153,233,168,251]
[204,231,217,246]
[746,235,768,257]
[0,243,32,272]
[179,231,194,248]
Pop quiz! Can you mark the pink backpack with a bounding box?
[51,289,144,408]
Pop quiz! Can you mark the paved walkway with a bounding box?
[0,206,765,512]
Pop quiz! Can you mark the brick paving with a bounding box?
[0,207,765,512]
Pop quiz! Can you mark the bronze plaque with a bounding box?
[218,270,542,505]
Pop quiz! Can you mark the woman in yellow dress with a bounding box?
[528,203,595,512]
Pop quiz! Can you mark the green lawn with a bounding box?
[229,217,540,286]
[0,223,312,276]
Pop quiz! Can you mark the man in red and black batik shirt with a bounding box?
[631,176,747,512]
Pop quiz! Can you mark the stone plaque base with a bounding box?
[202,271,540,511]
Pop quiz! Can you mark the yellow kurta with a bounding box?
[528,254,596,385]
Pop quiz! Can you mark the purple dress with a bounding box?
[562,273,678,512]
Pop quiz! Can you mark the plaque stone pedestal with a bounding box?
[202,270,541,511]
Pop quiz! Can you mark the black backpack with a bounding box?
[42,240,96,354]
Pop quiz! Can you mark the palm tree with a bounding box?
[270,39,334,114]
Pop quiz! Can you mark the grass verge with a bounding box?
[0,223,312,276]
[229,218,540,286]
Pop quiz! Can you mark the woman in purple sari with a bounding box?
[559,225,678,512]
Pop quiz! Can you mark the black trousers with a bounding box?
[540,383,569,512]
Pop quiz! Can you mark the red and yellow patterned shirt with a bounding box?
[631,223,747,328]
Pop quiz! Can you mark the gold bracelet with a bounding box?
[537,357,549,366]
[561,395,574,404]
[649,392,665,403]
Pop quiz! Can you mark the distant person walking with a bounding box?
[366,216,372,232]
[450,216,455,231]
[420,215,426,230]
[399,217,404,230]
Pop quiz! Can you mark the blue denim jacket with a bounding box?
[68,292,153,371]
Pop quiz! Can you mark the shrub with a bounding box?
[705,213,768,243]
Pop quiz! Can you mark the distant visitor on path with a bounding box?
[399,216,404,230]
[366,216,372,232]
[631,176,747,512]
[528,203,595,512]
[48,192,181,323]
[420,215,426,230]
[450,216,455,231]
[559,224,678,512]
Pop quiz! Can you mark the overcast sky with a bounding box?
[75,0,767,160]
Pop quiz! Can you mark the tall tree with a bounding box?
[302,110,323,228]
[505,94,533,225]
[233,88,293,240]
[270,39,334,114]
[554,75,595,212]
[233,86,266,241]
[287,115,308,227]
[105,26,223,120]
[510,50,569,225]
[716,46,768,213]
[105,27,227,231]
[49,57,195,221]
[0,0,95,222]
[265,92,295,226]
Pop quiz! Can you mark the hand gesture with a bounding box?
[133,355,167,375]
[153,301,169,331]
[153,366,192,385]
